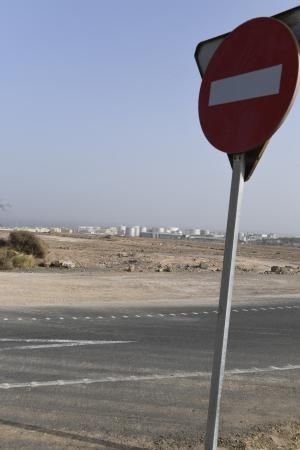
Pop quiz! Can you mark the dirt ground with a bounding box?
[0,232,300,308]
[154,422,300,449]
[1,231,300,274]
[0,421,299,449]
[35,233,300,274]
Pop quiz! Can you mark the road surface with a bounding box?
[0,300,299,449]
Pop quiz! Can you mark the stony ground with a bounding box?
[39,233,300,274]
[154,422,300,449]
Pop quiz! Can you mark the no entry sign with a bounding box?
[194,8,300,450]
[199,17,300,154]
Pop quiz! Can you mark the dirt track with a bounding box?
[0,270,300,308]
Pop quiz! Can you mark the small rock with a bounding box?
[118,252,128,257]
[61,260,75,269]
[128,258,138,264]
[38,261,49,268]
[49,260,75,269]
[49,260,61,268]
[200,262,209,270]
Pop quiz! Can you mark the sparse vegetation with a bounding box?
[11,253,35,269]
[0,231,47,270]
[0,248,14,270]
[8,231,47,258]
[0,238,7,248]
[0,248,35,270]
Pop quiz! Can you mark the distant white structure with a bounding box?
[238,232,246,242]
[118,225,126,236]
[201,229,210,236]
[50,227,62,233]
[11,227,50,234]
[125,226,136,237]
[133,225,140,237]
[267,233,278,239]
[78,226,96,234]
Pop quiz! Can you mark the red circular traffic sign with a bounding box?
[199,17,300,154]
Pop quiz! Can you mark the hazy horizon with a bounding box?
[1,0,300,234]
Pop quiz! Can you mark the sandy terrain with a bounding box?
[0,270,300,308]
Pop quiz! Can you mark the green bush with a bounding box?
[8,231,47,258]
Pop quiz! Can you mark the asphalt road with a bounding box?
[0,300,299,449]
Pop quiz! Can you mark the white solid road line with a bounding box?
[209,64,282,106]
[0,339,134,351]
[0,363,298,390]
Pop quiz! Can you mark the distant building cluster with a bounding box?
[0,226,73,234]
[77,225,223,240]
[77,225,282,243]
[0,225,282,243]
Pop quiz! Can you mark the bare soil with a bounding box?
[0,421,299,449]
[39,233,300,274]
[153,422,300,449]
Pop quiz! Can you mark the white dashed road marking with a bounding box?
[0,304,298,323]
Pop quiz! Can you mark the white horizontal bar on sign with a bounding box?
[209,64,282,106]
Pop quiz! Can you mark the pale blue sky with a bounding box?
[0,0,300,233]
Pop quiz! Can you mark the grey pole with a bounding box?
[205,153,245,450]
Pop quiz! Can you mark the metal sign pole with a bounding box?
[205,153,245,450]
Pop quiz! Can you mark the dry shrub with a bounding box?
[8,231,47,258]
[0,238,7,248]
[0,248,35,270]
[12,253,35,269]
[0,248,15,270]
